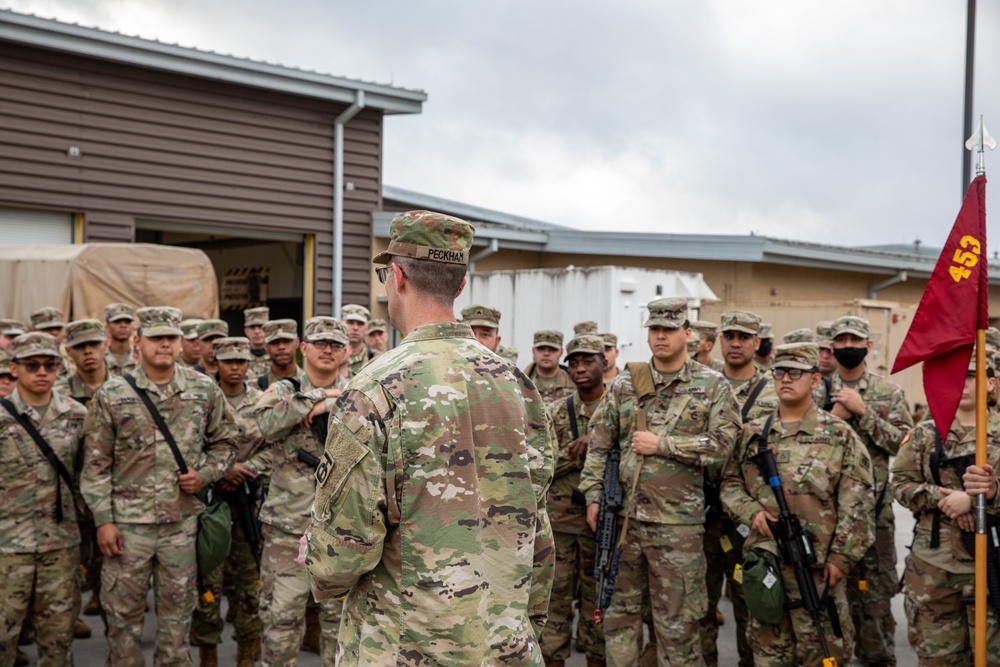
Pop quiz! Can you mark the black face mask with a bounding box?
[833,346,868,370]
[757,339,773,357]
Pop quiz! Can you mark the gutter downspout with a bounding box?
[868,270,907,299]
[468,238,500,273]
[333,91,365,317]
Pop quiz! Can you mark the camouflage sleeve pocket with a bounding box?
[312,420,372,521]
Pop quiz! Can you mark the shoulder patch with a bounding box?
[313,425,371,520]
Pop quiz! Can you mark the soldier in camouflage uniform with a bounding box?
[601,333,621,385]
[753,323,774,373]
[541,334,607,667]
[30,307,73,376]
[254,317,350,667]
[525,329,576,405]
[81,306,239,667]
[192,319,228,377]
[365,318,388,353]
[828,316,913,666]
[55,319,113,621]
[0,333,88,667]
[304,210,555,666]
[580,297,741,667]
[690,320,725,373]
[191,337,266,667]
[891,353,1000,666]
[104,303,137,377]
[0,348,14,397]
[257,319,306,390]
[700,311,779,667]
[244,307,271,380]
[721,343,876,666]
[497,344,520,365]
[813,321,837,410]
[342,304,377,375]
[575,321,599,336]
[0,319,27,350]
[179,319,203,369]
[462,304,503,352]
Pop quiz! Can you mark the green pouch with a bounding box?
[742,547,785,625]
[197,496,232,575]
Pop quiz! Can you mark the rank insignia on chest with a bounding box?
[776,450,791,463]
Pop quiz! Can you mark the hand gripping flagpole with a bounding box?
[967,116,994,667]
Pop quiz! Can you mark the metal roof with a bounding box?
[382,186,570,232]
[377,189,1000,284]
[0,9,427,114]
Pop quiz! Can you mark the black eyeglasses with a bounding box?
[772,368,815,380]
[309,340,345,350]
[376,267,390,284]
[18,360,61,374]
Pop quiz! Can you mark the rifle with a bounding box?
[751,416,842,667]
[298,449,321,469]
[233,479,263,576]
[593,441,623,622]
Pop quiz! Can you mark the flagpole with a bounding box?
[975,329,987,667]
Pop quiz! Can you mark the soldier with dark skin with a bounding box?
[243,307,271,380]
[104,303,136,377]
[258,320,306,389]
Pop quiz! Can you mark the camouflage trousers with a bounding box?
[747,564,853,667]
[847,523,897,666]
[191,520,262,645]
[903,553,1000,666]
[605,520,707,667]
[101,517,198,667]
[79,518,104,601]
[699,515,752,667]
[0,546,80,667]
[259,524,341,667]
[540,530,605,662]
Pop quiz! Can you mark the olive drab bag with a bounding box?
[743,547,786,625]
[123,375,232,574]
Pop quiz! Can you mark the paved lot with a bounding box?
[25,504,917,665]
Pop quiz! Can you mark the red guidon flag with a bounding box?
[892,175,988,437]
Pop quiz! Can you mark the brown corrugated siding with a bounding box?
[0,42,382,314]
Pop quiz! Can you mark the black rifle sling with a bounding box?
[755,413,777,458]
[567,395,579,441]
[0,398,75,522]
[742,377,768,424]
[257,374,269,391]
[123,374,189,475]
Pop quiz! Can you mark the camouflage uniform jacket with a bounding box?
[253,370,348,535]
[546,390,600,536]
[728,369,779,423]
[105,349,137,377]
[53,372,107,407]
[0,387,87,553]
[347,344,376,377]
[303,322,555,666]
[248,348,270,381]
[720,404,876,575]
[580,359,741,525]
[830,369,913,522]
[80,364,239,527]
[224,383,265,466]
[891,416,1000,574]
[525,363,575,405]
[254,365,307,392]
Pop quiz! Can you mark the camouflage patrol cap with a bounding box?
[0,348,12,376]
[30,306,65,330]
[264,319,298,343]
[496,345,519,364]
[180,319,202,340]
[601,332,618,347]
[461,304,501,329]
[782,328,815,344]
[533,329,564,350]
[0,319,26,337]
[367,319,387,334]
[691,320,718,338]
[12,332,61,359]
[644,298,688,329]
[831,316,870,340]
[305,317,349,345]
[136,307,183,337]
[815,320,835,349]
[720,311,762,335]
[760,323,774,340]
[372,210,475,266]
[986,327,1000,352]
[574,321,599,336]
[197,319,229,341]
[566,334,605,359]
[104,303,135,323]
[772,343,819,371]
[214,336,253,362]
[243,307,269,327]
[65,319,106,348]
[341,304,370,324]
[970,348,997,375]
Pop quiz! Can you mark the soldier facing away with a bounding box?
[580,297,741,667]
[303,210,556,666]
[80,306,239,666]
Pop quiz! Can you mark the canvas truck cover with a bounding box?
[0,244,219,323]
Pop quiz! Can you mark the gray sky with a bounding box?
[8,0,1000,249]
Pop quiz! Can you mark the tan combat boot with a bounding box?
[300,607,320,653]
[73,617,92,639]
[83,593,101,616]
[199,645,218,667]
[236,640,258,667]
